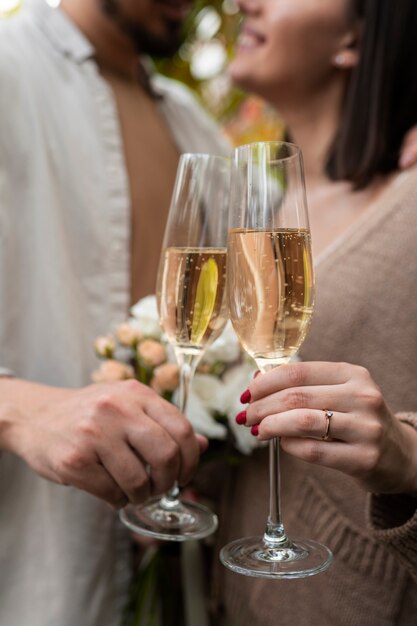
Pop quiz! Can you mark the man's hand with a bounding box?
[0,378,207,508]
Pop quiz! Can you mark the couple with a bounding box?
[0,1,416,625]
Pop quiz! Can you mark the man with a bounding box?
[0,1,228,625]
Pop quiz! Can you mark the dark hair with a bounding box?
[326,0,417,189]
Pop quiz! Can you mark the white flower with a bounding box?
[202,320,241,365]
[220,362,260,455]
[130,295,161,338]
[180,374,228,440]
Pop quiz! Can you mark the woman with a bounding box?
[215,1,417,625]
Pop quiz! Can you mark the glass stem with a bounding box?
[160,353,197,510]
[263,437,288,547]
[259,363,289,548]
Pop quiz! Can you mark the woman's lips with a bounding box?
[237,25,265,50]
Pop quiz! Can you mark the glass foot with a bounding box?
[120,495,218,542]
[220,535,333,579]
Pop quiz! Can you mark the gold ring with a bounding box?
[322,410,333,440]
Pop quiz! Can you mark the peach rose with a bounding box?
[94,335,115,358]
[137,339,166,367]
[116,322,143,347]
[92,359,135,383]
[150,363,180,394]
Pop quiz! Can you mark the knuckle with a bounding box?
[123,378,144,395]
[93,393,116,414]
[76,417,101,440]
[286,364,305,387]
[360,446,381,473]
[367,419,385,444]
[261,419,274,438]
[299,412,318,434]
[248,402,263,423]
[301,441,324,464]
[355,365,372,382]
[283,388,308,411]
[59,448,88,473]
[122,378,141,392]
[161,440,180,468]
[361,388,384,411]
[174,418,194,442]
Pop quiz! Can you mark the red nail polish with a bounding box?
[251,424,259,437]
[240,389,251,404]
[235,410,247,425]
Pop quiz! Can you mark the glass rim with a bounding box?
[179,152,231,164]
[233,140,302,164]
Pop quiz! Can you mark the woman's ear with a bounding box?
[331,30,360,69]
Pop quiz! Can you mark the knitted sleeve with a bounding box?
[367,412,417,583]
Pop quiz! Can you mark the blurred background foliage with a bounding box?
[0,0,283,145]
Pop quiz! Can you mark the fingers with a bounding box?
[196,434,209,453]
[72,465,128,509]
[97,443,151,504]
[279,437,373,477]
[51,452,128,508]
[247,361,351,402]
[92,380,200,491]
[255,408,376,444]
[143,393,200,486]
[245,384,352,424]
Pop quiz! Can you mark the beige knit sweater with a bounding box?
[213,168,417,626]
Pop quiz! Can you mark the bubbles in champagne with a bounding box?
[157,247,228,354]
[227,229,314,364]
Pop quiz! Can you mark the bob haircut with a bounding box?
[326,0,417,189]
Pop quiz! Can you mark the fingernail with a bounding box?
[240,389,251,404]
[400,150,415,169]
[235,410,247,425]
[251,424,259,437]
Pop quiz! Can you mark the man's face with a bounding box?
[101,0,192,57]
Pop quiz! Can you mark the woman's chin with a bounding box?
[228,62,257,92]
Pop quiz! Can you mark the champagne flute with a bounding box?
[220,141,333,577]
[120,153,230,541]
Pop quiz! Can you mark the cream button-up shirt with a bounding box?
[0,2,229,625]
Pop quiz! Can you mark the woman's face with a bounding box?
[230,0,355,102]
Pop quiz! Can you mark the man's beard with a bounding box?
[101,0,185,57]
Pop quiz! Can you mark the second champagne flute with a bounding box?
[220,141,333,576]
[120,153,230,541]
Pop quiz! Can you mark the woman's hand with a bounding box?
[239,361,417,495]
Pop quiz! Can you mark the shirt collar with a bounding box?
[30,0,162,99]
[29,0,95,64]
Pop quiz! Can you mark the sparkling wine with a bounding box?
[228,228,314,367]
[157,246,228,354]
